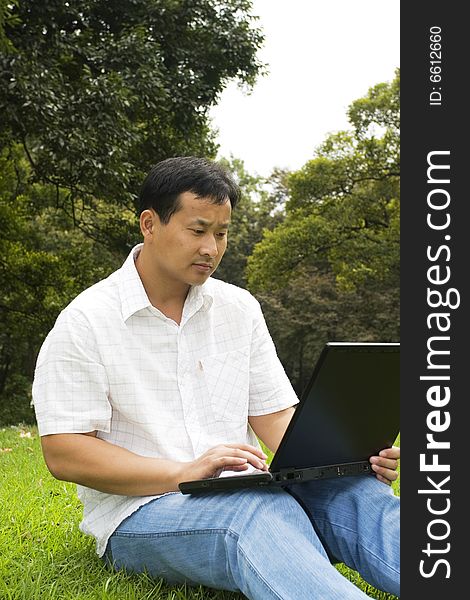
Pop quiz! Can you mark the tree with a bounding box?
[248,71,400,293]
[247,72,400,389]
[287,74,400,296]
[214,157,284,288]
[0,1,266,424]
[0,144,127,425]
[0,0,264,213]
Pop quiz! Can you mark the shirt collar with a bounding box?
[118,244,214,322]
[118,244,152,321]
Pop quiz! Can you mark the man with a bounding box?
[33,156,400,599]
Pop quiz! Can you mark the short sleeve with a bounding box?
[32,309,111,436]
[248,300,299,416]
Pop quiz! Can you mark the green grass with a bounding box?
[1,426,399,599]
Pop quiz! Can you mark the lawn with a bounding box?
[0,426,399,599]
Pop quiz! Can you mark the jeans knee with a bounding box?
[227,487,319,550]
[231,488,301,525]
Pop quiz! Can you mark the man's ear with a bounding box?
[140,209,157,238]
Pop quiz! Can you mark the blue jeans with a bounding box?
[104,475,400,599]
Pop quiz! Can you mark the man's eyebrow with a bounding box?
[189,218,230,228]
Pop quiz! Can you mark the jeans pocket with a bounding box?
[200,347,250,422]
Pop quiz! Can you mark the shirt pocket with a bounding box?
[199,347,250,422]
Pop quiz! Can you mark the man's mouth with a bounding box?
[192,263,213,272]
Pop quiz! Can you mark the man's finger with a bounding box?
[371,463,398,480]
[379,446,400,459]
[225,443,268,458]
[370,456,398,470]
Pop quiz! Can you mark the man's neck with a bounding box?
[135,247,189,324]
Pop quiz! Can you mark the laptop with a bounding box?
[179,342,400,494]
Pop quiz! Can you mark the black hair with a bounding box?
[138,156,240,223]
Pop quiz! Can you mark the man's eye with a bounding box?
[191,229,205,235]
[217,232,227,238]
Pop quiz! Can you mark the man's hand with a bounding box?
[369,446,400,485]
[180,444,269,481]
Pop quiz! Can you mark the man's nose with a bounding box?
[200,234,218,258]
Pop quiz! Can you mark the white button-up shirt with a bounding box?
[32,244,299,556]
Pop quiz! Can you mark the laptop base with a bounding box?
[179,471,273,494]
[272,460,372,484]
[178,461,372,495]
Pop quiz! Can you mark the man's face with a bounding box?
[143,191,231,289]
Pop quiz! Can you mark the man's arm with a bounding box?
[40,432,268,495]
[249,408,400,485]
[249,407,295,454]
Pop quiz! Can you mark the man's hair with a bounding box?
[138,156,240,223]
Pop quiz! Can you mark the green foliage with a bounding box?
[0,0,264,207]
[0,0,18,52]
[0,146,124,425]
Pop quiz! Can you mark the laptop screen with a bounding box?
[270,342,400,471]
